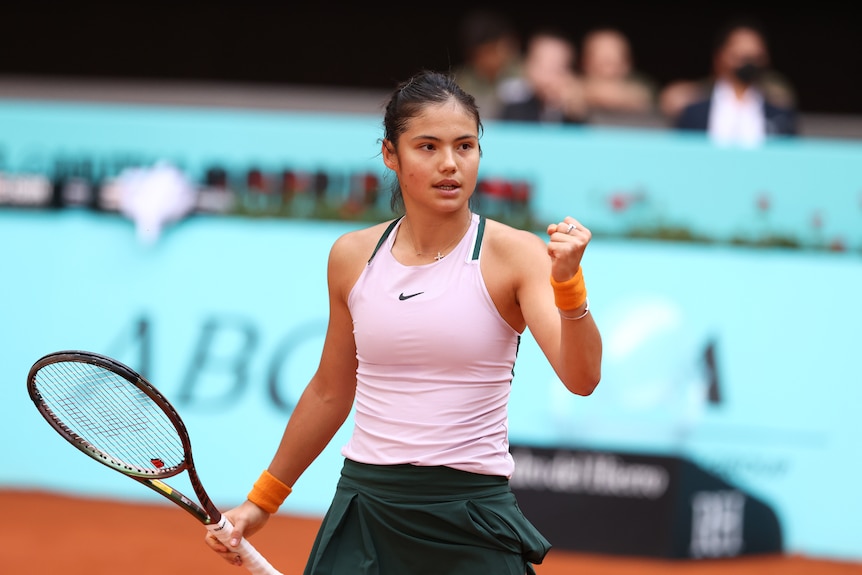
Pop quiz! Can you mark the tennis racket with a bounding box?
[26,350,284,575]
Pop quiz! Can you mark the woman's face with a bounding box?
[716,28,769,80]
[382,98,480,213]
[582,31,631,80]
[525,35,575,100]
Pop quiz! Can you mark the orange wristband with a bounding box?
[247,470,292,514]
[550,267,587,310]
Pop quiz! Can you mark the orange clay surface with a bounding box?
[6,490,862,575]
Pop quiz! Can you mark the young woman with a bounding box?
[206,69,602,575]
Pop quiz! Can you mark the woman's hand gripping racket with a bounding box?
[26,350,284,575]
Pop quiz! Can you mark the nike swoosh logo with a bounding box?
[398,292,424,301]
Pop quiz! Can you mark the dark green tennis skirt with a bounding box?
[303,459,551,575]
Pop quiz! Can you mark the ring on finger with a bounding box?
[566,223,577,234]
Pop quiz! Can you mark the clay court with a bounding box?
[7,490,861,574]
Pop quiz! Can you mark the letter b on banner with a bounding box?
[178,317,258,408]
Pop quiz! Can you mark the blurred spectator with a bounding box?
[662,18,798,145]
[453,9,524,120]
[499,27,588,124]
[580,27,658,116]
[659,20,797,121]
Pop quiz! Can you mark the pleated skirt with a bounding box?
[303,459,551,575]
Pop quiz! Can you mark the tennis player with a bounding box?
[206,69,602,574]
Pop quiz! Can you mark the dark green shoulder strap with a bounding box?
[368,216,403,264]
[471,215,486,261]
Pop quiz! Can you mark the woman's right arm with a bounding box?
[264,232,361,487]
[205,229,369,563]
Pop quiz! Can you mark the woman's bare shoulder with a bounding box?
[480,219,551,292]
[329,218,400,266]
[482,218,547,258]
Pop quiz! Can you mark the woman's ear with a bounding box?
[382,140,398,171]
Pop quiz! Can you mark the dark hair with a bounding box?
[527,25,576,49]
[712,16,769,55]
[458,9,517,58]
[382,69,483,213]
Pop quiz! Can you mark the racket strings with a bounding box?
[34,362,185,475]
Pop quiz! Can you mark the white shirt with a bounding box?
[708,80,766,148]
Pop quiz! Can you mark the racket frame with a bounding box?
[27,349,285,575]
[27,350,219,525]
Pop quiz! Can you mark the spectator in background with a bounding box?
[659,19,797,122]
[453,9,524,120]
[580,27,658,117]
[663,18,798,146]
[499,27,588,124]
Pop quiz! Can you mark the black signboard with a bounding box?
[510,445,782,559]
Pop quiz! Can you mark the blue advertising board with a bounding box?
[1,100,860,560]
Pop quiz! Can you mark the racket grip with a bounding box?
[207,516,285,575]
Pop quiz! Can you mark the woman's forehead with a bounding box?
[406,100,478,133]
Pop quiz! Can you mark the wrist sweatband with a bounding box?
[550,267,587,310]
[247,470,292,514]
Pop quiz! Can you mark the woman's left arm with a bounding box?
[514,217,602,395]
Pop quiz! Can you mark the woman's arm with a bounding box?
[205,227,373,563]
[264,234,360,486]
[486,217,602,396]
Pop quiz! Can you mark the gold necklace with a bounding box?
[404,213,471,261]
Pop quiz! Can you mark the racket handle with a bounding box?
[207,516,284,575]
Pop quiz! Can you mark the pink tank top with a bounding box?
[343,213,520,477]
